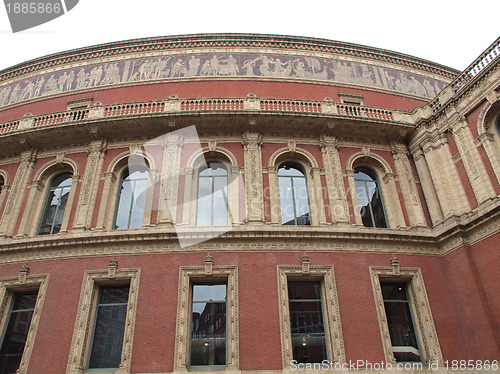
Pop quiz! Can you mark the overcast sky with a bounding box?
[0,0,499,73]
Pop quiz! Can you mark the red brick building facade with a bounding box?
[0,34,498,374]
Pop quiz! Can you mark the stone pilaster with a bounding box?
[157,133,183,225]
[0,148,37,237]
[242,132,264,224]
[421,133,470,217]
[320,136,350,224]
[450,118,496,204]
[411,148,443,225]
[391,144,427,227]
[73,140,107,231]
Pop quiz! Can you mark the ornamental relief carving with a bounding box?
[0,52,448,109]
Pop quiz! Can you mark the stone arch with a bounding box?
[346,151,405,229]
[96,150,156,230]
[106,149,155,174]
[19,157,80,237]
[268,146,319,169]
[186,146,238,169]
[476,98,500,185]
[33,157,79,183]
[346,151,393,175]
[267,145,326,226]
[181,146,242,227]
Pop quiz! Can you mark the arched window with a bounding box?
[38,173,72,235]
[113,167,149,230]
[354,167,387,228]
[197,162,228,226]
[278,163,311,225]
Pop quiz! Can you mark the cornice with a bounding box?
[0,33,459,83]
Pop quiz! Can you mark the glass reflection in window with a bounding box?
[354,167,387,228]
[190,284,227,367]
[381,283,421,362]
[278,163,311,225]
[88,286,129,369]
[288,281,327,363]
[0,292,38,374]
[114,167,149,230]
[38,173,72,235]
[196,163,228,226]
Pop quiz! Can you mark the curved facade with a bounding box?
[0,34,499,374]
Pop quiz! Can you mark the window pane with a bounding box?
[278,164,310,226]
[38,173,72,235]
[191,284,226,367]
[114,168,148,230]
[354,168,387,228]
[193,284,226,302]
[0,292,38,374]
[287,282,327,363]
[212,176,228,226]
[292,177,310,225]
[381,283,420,362]
[88,286,129,369]
[279,176,294,225]
[196,164,228,226]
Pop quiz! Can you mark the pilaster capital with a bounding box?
[242,132,262,149]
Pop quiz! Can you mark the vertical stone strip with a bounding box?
[421,134,470,217]
[320,136,350,224]
[73,140,106,230]
[391,144,427,227]
[0,148,36,237]
[242,132,264,224]
[157,133,183,225]
[450,118,496,204]
[411,148,443,225]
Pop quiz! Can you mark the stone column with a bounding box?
[266,166,281,224]
[320,136,350,224]
[450,118,496,204]
[73,140,107,231]
[181,167,195,226]
[157,133,183,225]
[310,167,327,225]
[411,147,443,225]
[242,132,264,224]
[391,144,427,227]
[95,171,117,230]
[381,172,406,228]
[0,148,37,237]
[421,134,470,217]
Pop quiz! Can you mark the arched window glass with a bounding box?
[354,167,387,228]
[38,173,72,235]
[113,167,149,230]
[278,163,311,225]
[196,162,228,226]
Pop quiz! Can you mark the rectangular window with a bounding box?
[88,285,130,369]
[0,291,38,374]
[190,283,227,367]
[381,282,421,362]
[287,281,327,363]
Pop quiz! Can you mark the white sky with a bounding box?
[0,0,499,73]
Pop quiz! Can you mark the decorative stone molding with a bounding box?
[277,263,345,369]
[66,266,141,374]
[173,262,239,373]
[369,264,443,365]
[0,272,50,374]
